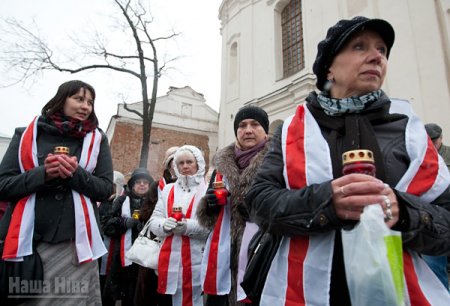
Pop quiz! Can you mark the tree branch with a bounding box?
[123,102,144,118]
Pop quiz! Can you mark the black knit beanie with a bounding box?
[313,16,395,91]
[234,105,269,136]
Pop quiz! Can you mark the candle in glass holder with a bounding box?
[132,209,140,220]
[54,146,70,155]
[342,149,376,176]
[172,207,184,221]
[213,181,229,205]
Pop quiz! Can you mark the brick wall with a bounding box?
[110,121,211,183]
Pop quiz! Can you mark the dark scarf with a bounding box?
[234,139,268,172]
[48,112,97,138]
[306,91,407,181]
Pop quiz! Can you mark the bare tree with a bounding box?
[0,0,179,167]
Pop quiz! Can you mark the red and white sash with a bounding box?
[2,116,107,264]
[100,236,115,275]
[158,178,166,195]
[120,197,132,267]
[260,100,450,306]
[201,172,232,295]
[157,181,206,306]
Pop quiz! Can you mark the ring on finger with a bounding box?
[385,207,393,221]
[383,195,391,209]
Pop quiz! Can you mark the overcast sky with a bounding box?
[0,0,222,137]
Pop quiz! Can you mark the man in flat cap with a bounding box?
[424,123,450,290]
[425,123,450,169]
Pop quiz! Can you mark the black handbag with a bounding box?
[0,242,44,304]
[241,230,282,305]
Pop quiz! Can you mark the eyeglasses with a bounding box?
[135,179,149,185]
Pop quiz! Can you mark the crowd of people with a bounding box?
[1,15,450,306]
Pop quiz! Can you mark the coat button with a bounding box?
[318,214,328,226]
[55,193,63,200]
[421,213,430,224]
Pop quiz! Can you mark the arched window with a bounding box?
[281,0,304,77]
[229,42,238,83]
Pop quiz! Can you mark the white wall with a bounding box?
[0,136,11,163]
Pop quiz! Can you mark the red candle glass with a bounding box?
[172,207,184,221]
[213,181,229,205]
[342,149,376,176]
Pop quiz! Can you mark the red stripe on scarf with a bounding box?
[403,252,431,306]
[85,130,96,167]
[168,187,175,218]
[159,178,166,192]
[284,106,308,305]
[185,195,195,218]
[204,208,225,294]
[286,106,307,189]
[285,236,309,306]
[20,117,37,171]
[158,187,177,293]
[106,238,116,275]
[2,197,29,258]
[182,236,193,306]
[406,138,439,196]
[3,117,37,259]
[80,195,92,245]
[158,235,174,293]
[203,172,225,294]
[79,194,93,264]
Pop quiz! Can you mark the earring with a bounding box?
[323,79,333,92]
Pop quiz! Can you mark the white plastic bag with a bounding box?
[342,204,404,306]
[126,220,161,269]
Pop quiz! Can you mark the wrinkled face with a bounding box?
[132,179,150,196]
[63,88,94,121]
[327,30,388,99]
[236,119,267,150]
[176,151,198,176]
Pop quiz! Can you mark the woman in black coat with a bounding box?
[0,80,113,305]
[246,17,450,305]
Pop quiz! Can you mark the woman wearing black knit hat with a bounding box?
[245,16,450,305]
[197,105,270,306]
[101,167,154,305]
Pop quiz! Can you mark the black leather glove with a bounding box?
[124,217,139,229]
[205,188,221,214]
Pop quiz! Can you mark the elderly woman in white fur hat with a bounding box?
[150,145,209,306]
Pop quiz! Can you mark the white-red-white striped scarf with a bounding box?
[201,172,232,295]
[2,116,107,264]
[158,182,206,306]
[260,100,450,306]
[120,196,132,267]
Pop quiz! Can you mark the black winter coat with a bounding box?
[101,190,147,303]
[246,92,450,305]
[0,116,113,242]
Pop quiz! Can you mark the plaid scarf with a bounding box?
[48,112,97,138]
[317,90,381,116]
